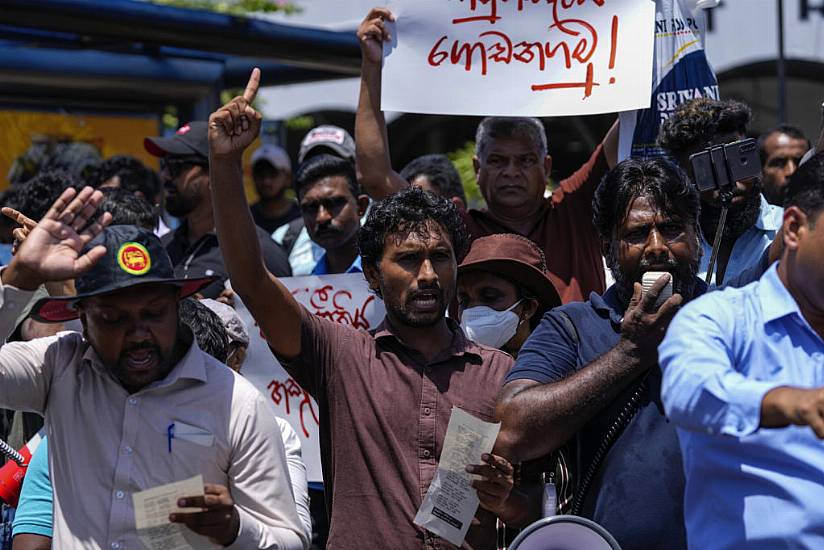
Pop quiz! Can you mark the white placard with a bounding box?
[382,0,656,117]
[234,273,386,483]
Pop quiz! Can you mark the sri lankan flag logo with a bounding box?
[117,242,151,276]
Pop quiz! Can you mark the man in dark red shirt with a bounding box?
[354,8,618,303]
[209,70,529,549]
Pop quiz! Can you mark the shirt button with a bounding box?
[128,398,138,406]
[124,446,133,454]
[116,490,125,499]
[422,449,431,458]
[423,407,431,416]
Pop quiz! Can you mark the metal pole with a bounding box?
[777,0,787,124]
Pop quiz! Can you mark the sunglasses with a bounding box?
[160,158,207,180]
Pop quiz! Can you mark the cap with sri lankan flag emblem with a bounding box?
[30,225,217,323]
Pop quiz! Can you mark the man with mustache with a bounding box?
[144,122,291,298]
[0,187,307,549]
[758,125,810,207]
[355,7,618,304]
[658,98,784,286]
[209,70,522,549]
[495,158,705,549]
[294,154,369,275]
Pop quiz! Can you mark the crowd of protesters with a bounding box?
[0,6,822,550]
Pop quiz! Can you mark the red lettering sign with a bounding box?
[425,0,617,98]
[267,377,320,438]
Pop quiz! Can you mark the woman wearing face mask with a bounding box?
[458,234,561,358]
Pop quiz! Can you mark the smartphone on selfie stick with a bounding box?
[689,138,761,285]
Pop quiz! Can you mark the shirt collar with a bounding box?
[758,262,800,324]
[754,194,784,232]
[374,317,483,361]
[81,329,208,389]
[595,278,709,324]
[591,286,626,325]
[311,254,363,275]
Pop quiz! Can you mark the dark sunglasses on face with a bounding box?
[160,158,207,180]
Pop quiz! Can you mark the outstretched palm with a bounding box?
[208,68,263,157]
[13,187,111,285]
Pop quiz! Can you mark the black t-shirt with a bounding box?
[161,222,291,299]
[250,201,302,236]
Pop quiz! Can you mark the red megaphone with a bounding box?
[0,430,44,507]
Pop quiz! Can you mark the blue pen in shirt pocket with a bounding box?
[167,421,215,452]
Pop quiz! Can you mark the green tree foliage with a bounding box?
[152,0,300,16]
[447,141,484,209]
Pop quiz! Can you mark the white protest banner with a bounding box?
[233,273,386,483]
[382,0,656,117]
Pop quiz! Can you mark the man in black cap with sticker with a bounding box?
[0,186,307,549]
[145,122,291,298]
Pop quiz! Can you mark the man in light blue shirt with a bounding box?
[697,193,782,284]
[659,153,824,550]
[294,154,368,277]
[659,98,783,286]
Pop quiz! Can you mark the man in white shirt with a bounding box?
[0,186,306,549]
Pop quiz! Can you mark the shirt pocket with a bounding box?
[136,419,222,486]
[447,399,497,423]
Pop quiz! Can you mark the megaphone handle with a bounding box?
[0,438,25,467]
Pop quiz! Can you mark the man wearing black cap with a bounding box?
[0,187,307,549]
[145,122,291,298]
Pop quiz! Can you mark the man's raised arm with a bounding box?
[208,69,303,360]
[355,7,408,200]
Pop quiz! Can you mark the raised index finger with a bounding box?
[242,68,261,103]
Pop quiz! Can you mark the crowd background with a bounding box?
[0,1,824,550]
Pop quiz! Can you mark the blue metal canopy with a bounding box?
[0,0,361,112]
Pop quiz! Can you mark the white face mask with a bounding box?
[460,300,523,349]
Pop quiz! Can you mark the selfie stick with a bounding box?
[704,191,733,286]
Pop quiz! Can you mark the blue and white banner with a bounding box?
[619,0,720,160]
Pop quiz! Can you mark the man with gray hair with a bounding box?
[354,7,619,303]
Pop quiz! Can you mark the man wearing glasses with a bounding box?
[145,122,291,298]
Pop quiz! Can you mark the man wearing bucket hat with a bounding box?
[0,187,307,549]
[457,234,561,358]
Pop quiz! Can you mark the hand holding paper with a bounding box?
[466,452,515,515]
[133,475,204,550]
[414,408,501,546]
[358,7,394,66]
[170,483,240,546]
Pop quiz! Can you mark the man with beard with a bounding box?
[295,154,369,275]
[494,158,705,549]
[249,144,301,235]
[0,187,307,549]
[758,125,811,207]
[144,122,290,298]
[208,69,522,549]
[658,98,783,286]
